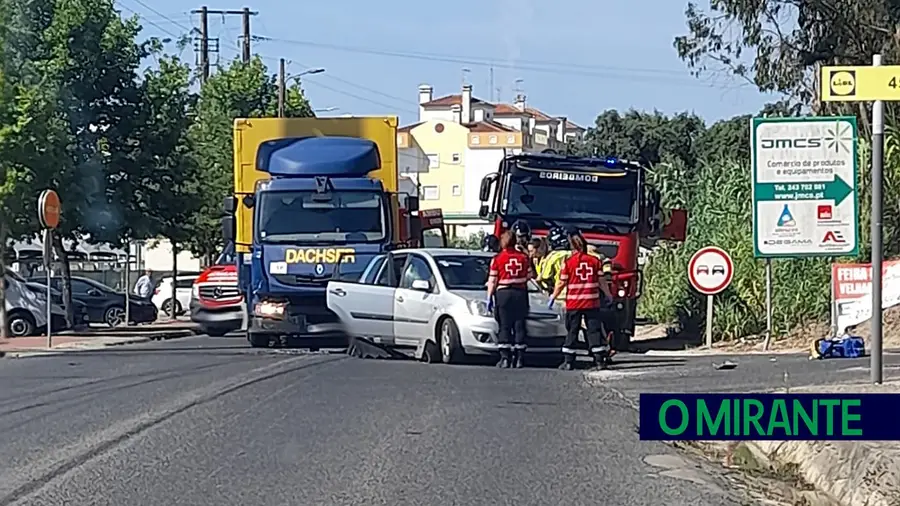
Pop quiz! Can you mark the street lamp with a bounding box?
[278,59,325,117]
[290,68,325,81]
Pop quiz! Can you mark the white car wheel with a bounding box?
[439,318,463,364]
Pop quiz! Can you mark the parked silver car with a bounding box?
[326,248,567,363]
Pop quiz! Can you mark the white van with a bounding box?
[4,269,66,337]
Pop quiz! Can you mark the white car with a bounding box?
[152,275,197,316]
[325,248,567,363]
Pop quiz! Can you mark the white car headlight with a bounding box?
[467,299,493,317]
[191,285,199,298]
[255,300,286,319]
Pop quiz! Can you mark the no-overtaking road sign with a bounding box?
[751,116,859,258]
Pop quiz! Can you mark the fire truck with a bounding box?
[477,152,687,350]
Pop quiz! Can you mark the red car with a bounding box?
[190,245,243,336]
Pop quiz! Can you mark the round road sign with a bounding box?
[37,189,60,229]
[688,246,734,295]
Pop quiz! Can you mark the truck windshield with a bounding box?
[257,190,386,243]
[504,172,638,224]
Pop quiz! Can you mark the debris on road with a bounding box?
[713,360,737,370]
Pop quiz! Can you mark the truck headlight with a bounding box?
[617,289,626,297]
[255,301,286,320]
[468,299,492,317]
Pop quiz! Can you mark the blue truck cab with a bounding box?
[223,136,410,349]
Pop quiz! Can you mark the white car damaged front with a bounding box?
[325,248,567,364]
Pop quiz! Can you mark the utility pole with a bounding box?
[198,6,209,82]
[489,66,494,102]
[242,7,252,62]
[278,58,285,117]
[192,7,257,68]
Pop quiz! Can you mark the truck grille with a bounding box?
[286,293,337,325]
[199,285,242,301]
[272,274,329,288]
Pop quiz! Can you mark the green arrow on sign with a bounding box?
[755,174,854,205]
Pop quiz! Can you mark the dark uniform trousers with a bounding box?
[561,308,609,356]
[494,286,529,351]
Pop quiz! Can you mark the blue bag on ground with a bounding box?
[811,335,865,359]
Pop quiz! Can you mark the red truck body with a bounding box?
[479,153,686,349]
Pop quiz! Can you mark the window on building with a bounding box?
[452,185,461,196]
[451,153,460,163]
[427,154,439,169]
[423,186,439,200]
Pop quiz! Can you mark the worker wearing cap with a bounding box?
[536,226,570,294]
[548,229,614,370]
[482,234,500,253]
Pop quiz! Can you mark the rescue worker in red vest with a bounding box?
[548,228,615,370]
[486,229,532,368]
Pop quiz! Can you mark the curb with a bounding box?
[0,330,193,359]
[750,440,900,506]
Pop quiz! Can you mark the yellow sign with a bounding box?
[285,248,356,264]
[821,65,900,101]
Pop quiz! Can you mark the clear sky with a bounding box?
[118,0,776,128]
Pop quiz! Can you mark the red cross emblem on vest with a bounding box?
[575,262,593,282]
[505,258,523,277]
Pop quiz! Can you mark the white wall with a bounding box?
[140,238,202,273]
[463,148,507,213]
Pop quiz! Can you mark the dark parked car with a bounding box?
[23,281,91,329]
[27,276,157,327]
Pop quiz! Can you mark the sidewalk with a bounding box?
[0,321,195,358]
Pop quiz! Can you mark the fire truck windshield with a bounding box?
[504,174,638,224]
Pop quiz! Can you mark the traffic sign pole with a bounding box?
[871,54,884,384]
[688,246,734,348]
[821,57,889,384]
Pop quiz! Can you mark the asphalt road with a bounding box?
[0,335,764,506]
[590,350,900,402]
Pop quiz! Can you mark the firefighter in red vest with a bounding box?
[486,230,532,368]
[548,228,614,370]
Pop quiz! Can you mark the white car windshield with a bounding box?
[434,255,540,292]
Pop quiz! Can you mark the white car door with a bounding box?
[325,254,398,343]
[393,254,440,348]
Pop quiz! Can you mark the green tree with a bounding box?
[583,109,705,168]
[185,56,314,260]
[129,56,198,315]
[0,0,59,338]
[34,0,149,325]
[673,0,899,127]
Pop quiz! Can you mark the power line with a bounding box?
[115,2,182,39]
[119,4,415,114]
[262,38,734,86]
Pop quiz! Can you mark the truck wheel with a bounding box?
[438,317,464,364]
[205,327,228,337]
[248,333,269,348]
